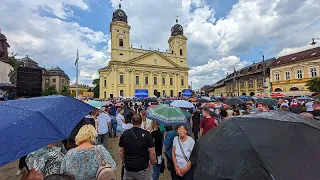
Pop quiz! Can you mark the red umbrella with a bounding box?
[270,93,285,98]
[115,102,124,107]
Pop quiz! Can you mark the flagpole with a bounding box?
[76,47,79,99]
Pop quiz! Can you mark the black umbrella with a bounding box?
[258,98,277,106]
[225,97,244,105]
[196,98,210,103]
[191,111,320,180]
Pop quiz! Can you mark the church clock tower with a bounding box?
[168,17,188,67]
[110,3,131,62]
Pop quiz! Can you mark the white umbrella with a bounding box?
[170,100,195,109]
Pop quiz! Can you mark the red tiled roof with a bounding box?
[272,46,320,67]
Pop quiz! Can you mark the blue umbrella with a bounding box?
[0,95,94,167]
[170,100,195,109]
[239,95,253,101]
[297,96,312,101]
[86,100,105,108]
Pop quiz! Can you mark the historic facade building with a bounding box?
[270,46,320,96]
[211,58,275,97]
[99,5,189,99]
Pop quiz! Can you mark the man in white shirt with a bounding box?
[97,107,111,148]
[305,100,314,113]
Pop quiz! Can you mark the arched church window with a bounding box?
[119,39,124,47]
[172,50,174,54]
[180,49,183,56]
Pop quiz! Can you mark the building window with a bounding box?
[120,90,124,96]
[257,79,263,87]
[120,75,124,84]
[311,68,317,77]
[297,70,303,79]
[52,79,56,83]
[136,76,139,84]
[172,50,174,54]
[104,79,107,87]
[180,49,183,56]
[162,77,166,85]
[154,59,157,64]
[119,39,124,47]
[104,91,106,99]
[145,76,148,84]
[248,79,253,88]
[275,73,280,82]
[170,78,173,85]
[240,81,245,89]
[62,79,64,83]
[119,53,123,56]
[170,90,174,97]
[45,79,49,84]
[154,77,157,85]
[285,72,290,80]
[181,78,184,86]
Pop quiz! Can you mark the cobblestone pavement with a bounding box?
[0,136,172,180]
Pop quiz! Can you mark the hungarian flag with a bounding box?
[75,48,79,66]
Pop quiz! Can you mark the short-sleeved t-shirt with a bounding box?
[173,136,195,168]
[116,114,124,126]
[200,117,217,135]
[119,127,154,172]
[97,113,111,135]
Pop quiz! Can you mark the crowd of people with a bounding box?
[16,97,320,180]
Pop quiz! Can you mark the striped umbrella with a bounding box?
[145,104,188,126]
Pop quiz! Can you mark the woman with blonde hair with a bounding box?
[60,125,116,179]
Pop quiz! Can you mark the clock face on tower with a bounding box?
[118,11,124,17]
[178,26,183,31]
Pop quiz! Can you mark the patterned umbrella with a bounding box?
[145,104,188,126]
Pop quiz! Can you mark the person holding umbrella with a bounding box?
[172,125,195,180]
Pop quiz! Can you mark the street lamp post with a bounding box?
[310,38,320,46]
[259,51,267,94]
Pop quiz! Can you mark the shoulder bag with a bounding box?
[94,146,116,180]
[177,138,189,162]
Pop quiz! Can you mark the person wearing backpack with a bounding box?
[60,125,116,179]
[119,114,157,180]
[172,125,195,180]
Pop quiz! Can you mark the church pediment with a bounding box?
[125,51,181,68]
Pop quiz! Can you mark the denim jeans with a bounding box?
[152,164,161,180]
[109,123,117,137]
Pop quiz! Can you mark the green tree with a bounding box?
[42,84,58,96]
[306,77,320,92]
[60,85,70,96]
[92,78,100,98]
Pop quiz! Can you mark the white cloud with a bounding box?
[1,0,109,85]
[189,56,249,88]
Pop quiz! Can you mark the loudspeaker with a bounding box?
[17,67,42,97]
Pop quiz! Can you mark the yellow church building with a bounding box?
[99,4,189,99]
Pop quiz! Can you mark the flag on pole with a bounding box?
[75,48,79,66]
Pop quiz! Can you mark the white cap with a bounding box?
[281,103,289,107]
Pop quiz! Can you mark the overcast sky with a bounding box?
[1,0,319,88]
